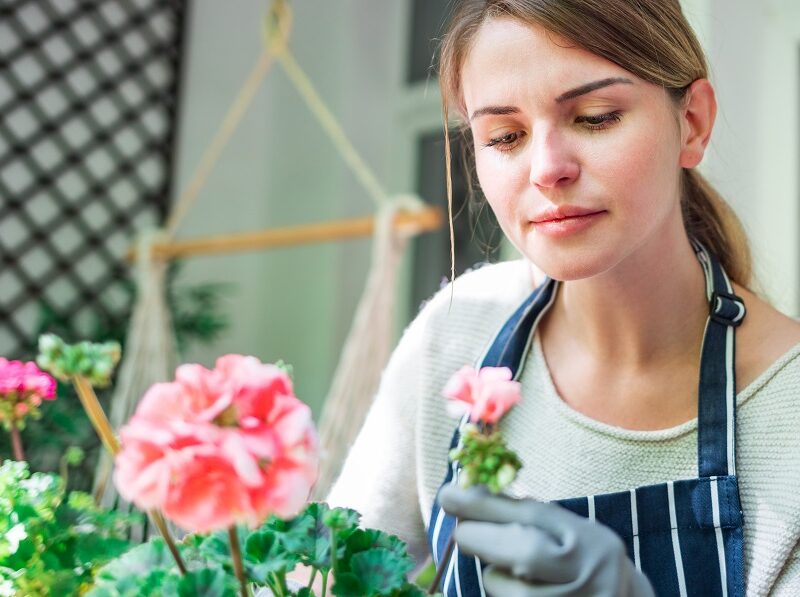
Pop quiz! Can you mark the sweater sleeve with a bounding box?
[324,297,434,570]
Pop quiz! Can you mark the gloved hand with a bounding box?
[439,485,655,597]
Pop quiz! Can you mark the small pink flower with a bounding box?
[443,366,521,425]
[114,354,319,533]
[14,403,28,416]
[0,358,56,406]
[21,362,56,399]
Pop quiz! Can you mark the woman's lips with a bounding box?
[531,210,606,238]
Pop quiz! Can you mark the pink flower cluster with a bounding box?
[0,358,57,423]
[443,366,521,425]
[114,355,319,533]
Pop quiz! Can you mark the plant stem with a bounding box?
[307,568,318,591]
[428,534,455,594]
[71,374,187,575]
[276,571,288,597]
[59,453,69,487]
[150,510,188,575]
[228,526,250,597]
[330,529,339,581]
[71,374,185,573]
[71,375,121,455]
[9,421,24,461]
[321,571,328,597]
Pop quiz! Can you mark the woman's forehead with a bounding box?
[461,17,636,113]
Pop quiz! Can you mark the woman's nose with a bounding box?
[528,129,580,189]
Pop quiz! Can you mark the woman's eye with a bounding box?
[484,131,525,151]
[576,110,623,131]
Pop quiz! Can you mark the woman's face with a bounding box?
[461,18,687,281]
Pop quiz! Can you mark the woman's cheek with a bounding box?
[476,160,520,238]
[476,152,528,214]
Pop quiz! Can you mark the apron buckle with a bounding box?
[709,290,746,327]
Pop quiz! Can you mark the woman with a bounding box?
[327,1,800,595]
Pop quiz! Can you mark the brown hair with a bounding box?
[438,0,754,290]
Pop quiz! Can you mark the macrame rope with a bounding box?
[273,48,390,207]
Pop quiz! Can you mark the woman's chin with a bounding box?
[521,241,616,282]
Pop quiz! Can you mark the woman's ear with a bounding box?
[678,78,717,169]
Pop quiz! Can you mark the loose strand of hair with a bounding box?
[443,101,456,310]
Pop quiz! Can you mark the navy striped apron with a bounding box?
[427,240,747,597]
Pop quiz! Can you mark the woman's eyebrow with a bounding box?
[469,105,520,122]
[555,77,634,103]
[468,77,634,122]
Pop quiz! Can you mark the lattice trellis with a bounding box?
[0,0,188,359]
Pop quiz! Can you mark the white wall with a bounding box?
[685,0,800,314]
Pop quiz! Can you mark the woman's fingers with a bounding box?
[454,520,576,584]
[438,484,580,536]
[482,566,592,597]
[481,566,539,597]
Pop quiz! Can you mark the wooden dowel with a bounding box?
[127,207,443,262]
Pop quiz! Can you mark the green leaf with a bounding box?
[330,572,364,597]
[95,539,178,581]
[176,567,238,597]
[87,569,176,597]
[348,548,411,596]
[243,529,299,582]
[344,529,408,563]
[73,533,131,568]
[277,503,358,571]
[197,530,236,564]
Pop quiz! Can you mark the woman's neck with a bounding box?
[545,220,710,372]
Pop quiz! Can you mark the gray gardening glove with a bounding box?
[439,485,655,597]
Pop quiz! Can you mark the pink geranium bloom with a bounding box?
[114,355,319,533]
[443,366,521,425]
[0,358,56,399]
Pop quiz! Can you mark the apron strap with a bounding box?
[478,277,559,373]
[692,240,746,478]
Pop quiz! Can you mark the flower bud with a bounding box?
[495,463,517,491]
[38,333,61,355]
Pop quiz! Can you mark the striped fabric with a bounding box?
[558,476,743,597]
[427,241,746,597]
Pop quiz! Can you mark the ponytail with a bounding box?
[681,168,754,290]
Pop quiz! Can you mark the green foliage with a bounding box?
[278,502,360,571]
[331,548,411,596]
[449,423,523,493]
[37,334,121,388]
[87,538,240,597]
[244,528,300,583]
[0,460,136,597]
[177,567,239,597]
[89,502,440,597]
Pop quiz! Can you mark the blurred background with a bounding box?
[0,0,798,485]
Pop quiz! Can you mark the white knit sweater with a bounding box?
[326,259,800,595]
